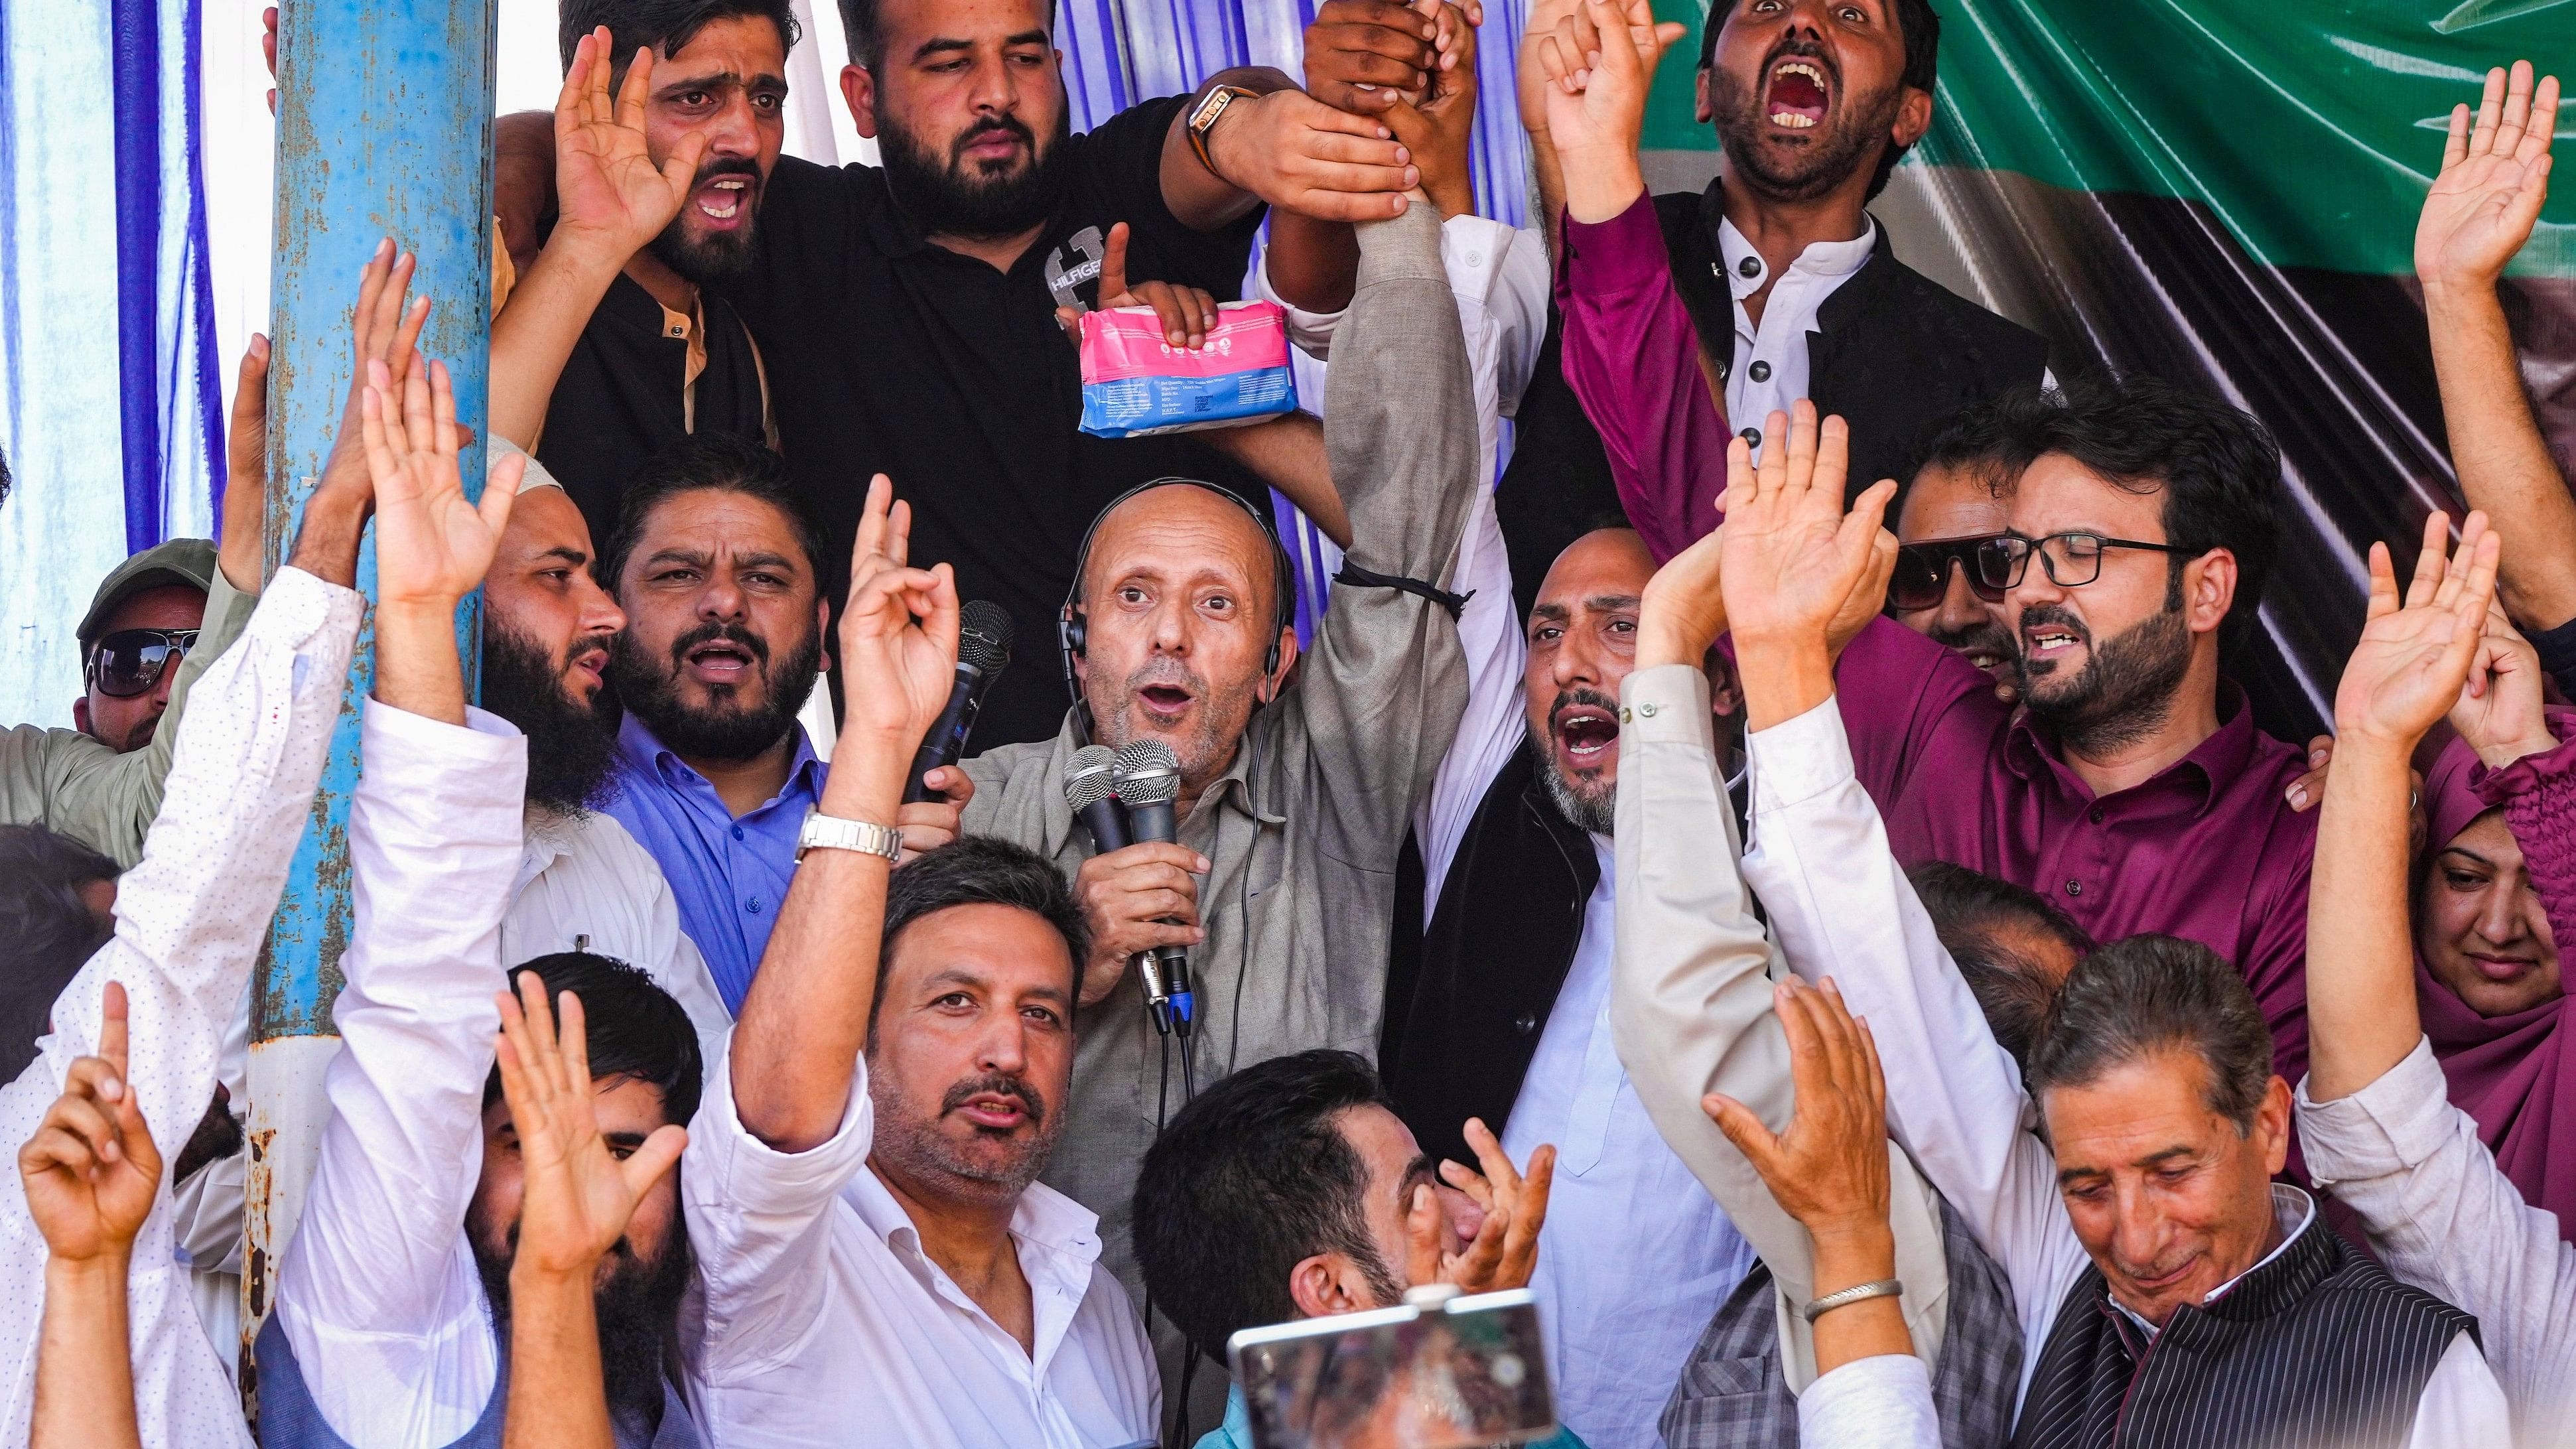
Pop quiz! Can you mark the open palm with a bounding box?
[1718,404,1897,650]
[495,977,685,1278]
[361,357,521,610]
[2334,511,2500,750]
[555,28,708,255]
[2415,61,2559,289]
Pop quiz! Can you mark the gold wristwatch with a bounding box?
[1187,84,1262,176]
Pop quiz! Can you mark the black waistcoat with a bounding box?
[2011,1206,2476,1449]
[1656,182,2051,500]
[1382,750,1595,1166]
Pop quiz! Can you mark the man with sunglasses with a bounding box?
[73,541,216,756]
[1749,384,2325,1111]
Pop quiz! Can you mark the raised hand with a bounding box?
[1706,978,1892,1243]
[1053,222,1219,350]
[19,982,163,1265]
[2416,61,2559,295]
[1405,1117,1556,1294]
[1639,521,1729,669]
[362,356,523,611]
[2449,599,2557,769]
[1534,0,1686,176]
[494,975,687,1281]
[2333,510,2502,753]
[220,335,273,591]
[1205,88,1418,223]
[836,474,962,754]
[1718,405,1899,719]
[553,28,709,259]
[1381,1,1480,219]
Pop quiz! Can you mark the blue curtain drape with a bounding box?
[0,0,224,724]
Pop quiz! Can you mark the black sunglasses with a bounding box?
[1889,535,2008,611]
[87,627,199,699]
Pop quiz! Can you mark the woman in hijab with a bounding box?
[2413,608,2576,1239]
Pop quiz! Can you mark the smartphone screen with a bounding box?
[1227,1288,1557,1449]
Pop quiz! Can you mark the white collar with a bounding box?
[2112,1184,2317,1340]
[845,1158,1105,1295]
[1716,215,1879,299]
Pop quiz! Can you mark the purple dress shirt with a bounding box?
[603,712,826,1014]
[1557,191,2319,1089]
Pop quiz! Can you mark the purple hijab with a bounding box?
[2415,709,2576,1239]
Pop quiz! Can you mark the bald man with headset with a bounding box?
[957,197,1479,1388]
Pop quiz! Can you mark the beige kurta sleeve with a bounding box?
[1607,661,1955,1393]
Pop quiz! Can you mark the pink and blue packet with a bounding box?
[1078,299,1299,438]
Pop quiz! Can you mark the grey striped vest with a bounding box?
[1660,1195,2025,1448]
[2007,1210,2474,1449]
[253,1311,701,1449]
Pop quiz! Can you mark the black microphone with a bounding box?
[905,600,1014,804]
[1112,740,1193,1036]
[1061,744,1131,853]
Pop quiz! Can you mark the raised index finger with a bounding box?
[97,979,130,1082]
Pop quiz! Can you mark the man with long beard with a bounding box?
[259,339,712,1449]
[488,4,791,535]
[1532,0,2050,550]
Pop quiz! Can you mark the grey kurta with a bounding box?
[960,202,1477,1314]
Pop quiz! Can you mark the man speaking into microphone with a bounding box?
[956,197,1481,1409]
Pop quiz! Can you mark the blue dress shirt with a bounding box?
[604,712,825,1012]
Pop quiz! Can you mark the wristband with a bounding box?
[795,810,902,863]
[1801,1278,1902,1324]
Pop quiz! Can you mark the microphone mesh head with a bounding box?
[1112,740,1183,807]
[1063,745,1121,813]
[959,600,1016,674]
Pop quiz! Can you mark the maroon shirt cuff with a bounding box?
[1556,190,1668,289]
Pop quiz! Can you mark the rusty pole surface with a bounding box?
[243,0,496,1398]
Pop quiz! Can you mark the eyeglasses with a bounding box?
[86,628,199,699]
[1889,535,2007,610]
[1974,533,2200,592]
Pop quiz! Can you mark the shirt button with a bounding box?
[1737,255,1763,279]
[1513,1012,1539,1035]
[1464,251,1482,267]
[2087,806,2104,824]
[1638,701,1660,718]
[1739,427,1763,448]
[1749,360,1771,382]
[2065,880,2082,898]
[732,824,746,841]
[746,896,764,914]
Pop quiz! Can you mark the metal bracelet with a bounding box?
[1800,1278,1903,1324]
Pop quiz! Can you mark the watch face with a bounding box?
[1191,89,1231,131]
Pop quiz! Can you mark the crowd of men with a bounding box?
[1,0,2573,1445]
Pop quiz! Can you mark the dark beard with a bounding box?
[2016,601,2195,757]
[647,157,761,283]
[877,106,1073,240]
[1708,39,1902,201]
[610,619,821,764]
[471,1219,695,1431]
[481,618,622,814]
[867,1066,1061,1204]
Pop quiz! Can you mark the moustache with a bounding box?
[1547,687,1619,728]
[2017,604,2092,649]
[951,115,1036,162]
[667,619,772,667]
[941,1072,1046,1128]
[694,156,762,186]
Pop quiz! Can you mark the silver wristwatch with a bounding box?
[795,809,902,863]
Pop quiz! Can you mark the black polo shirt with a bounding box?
[712,94,1266,749]
[536,271,770,544]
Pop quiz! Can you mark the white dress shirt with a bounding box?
[682,1045,1159,1448]
[508,802,734,1063]
[271,699,535,1448]
[2301,1038,2576,1431]
[1737,696,2511,1448]
[1798,1354,1940,1449]
[0,565,362,1449]
[1498,838,1757,1449]
[1716,216,1876,460]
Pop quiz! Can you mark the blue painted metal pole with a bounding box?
[243,0,496,1391]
